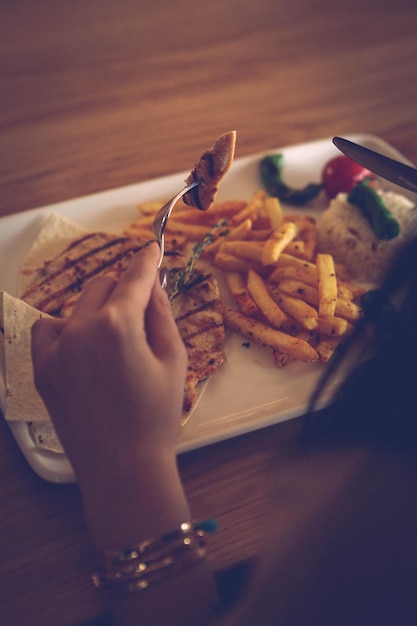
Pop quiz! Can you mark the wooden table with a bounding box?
[1,1,417,623]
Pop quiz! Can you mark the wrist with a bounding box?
[80,449,191,552]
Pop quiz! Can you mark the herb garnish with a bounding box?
[168,220,228,301]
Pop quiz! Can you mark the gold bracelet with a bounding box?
[92,520,217,593]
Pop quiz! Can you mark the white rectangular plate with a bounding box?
[1,134,414,483]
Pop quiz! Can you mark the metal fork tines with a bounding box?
[152,180,199,268]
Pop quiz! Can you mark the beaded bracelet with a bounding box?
[92,519,217,593]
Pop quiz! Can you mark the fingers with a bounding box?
[114,240,160,294]
[31,242,180,371]
[31,317,67,373]
[69,275,118,317]
[31,317,67,348]
[107,241,160,311]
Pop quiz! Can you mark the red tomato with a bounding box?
[321,155,372,199]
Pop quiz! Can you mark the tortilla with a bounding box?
[0,215,98,453]
[0,291,51,423]
[19,212,87,296]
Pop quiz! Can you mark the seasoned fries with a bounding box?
[219,241,264,263]
[261,221,298,265]
[247,270,287,328]
[213,251,267,275]
[270,254,318,285]
[316,253,338,318]
[204,218,253,255]
[225,271,258,316]
[224,308,319,362]
[126,189,367,369]
[264,196,284,230]
[269,288,318,331]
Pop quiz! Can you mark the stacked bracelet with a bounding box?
[92,519,217,593]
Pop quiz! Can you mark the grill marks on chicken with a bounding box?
[171,271,226,412]
[21,233,146,315]
[21,232,227,413]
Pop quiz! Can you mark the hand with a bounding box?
[31,242,219,623]
[31,242,189,544]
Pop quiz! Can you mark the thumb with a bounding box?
[145,277,187,364]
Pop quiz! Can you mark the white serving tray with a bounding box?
[1,134,414,482]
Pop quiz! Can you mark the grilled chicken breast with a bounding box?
[170,268,226,412]
[21,233,226,413]
[21,232,146,315]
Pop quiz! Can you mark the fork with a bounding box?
[152,179,199,269]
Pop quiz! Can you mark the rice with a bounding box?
[317,190,417,283]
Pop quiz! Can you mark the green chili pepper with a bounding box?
[259,153,322,206]
[347,180,400,240]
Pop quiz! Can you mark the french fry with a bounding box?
[284,214,316,227]
[202,200,247,218]
[278,279,319,303]
[338,280,367,300]
[337,284,354,301]
[268,266,312,286]
[315,336,340,362]
[247,270,287,328]
[167,209,216,225]
[165,221,213,240]
[271,289,318,331]
[261,221,298,265]
[264,196,284,230]
[278,278,362,323]
[124,224,188,250]
[173,200,247,223]
[231,206,255,225]
[315,316,348,337]
[224,308,319,362]
[298,222,317,260]
[269,255,318,286]
[204,218,252,255]
[230,192,264,225]
[248,229,272,241]
[279,317,304,335]
[335,299,362,322]
[272,327,313,367]
[284,240,305,258]
[225,272,258,316]
[213,251,267,274]
[317,253,338,318]
[277,253,317,273]
[219,241,264,263]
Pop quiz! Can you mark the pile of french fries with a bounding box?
[125,190,366,367]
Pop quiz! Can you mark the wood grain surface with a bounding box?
[1,0,417,624]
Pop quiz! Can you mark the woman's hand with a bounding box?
[31,242,189,547]
[32,242,219,624]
